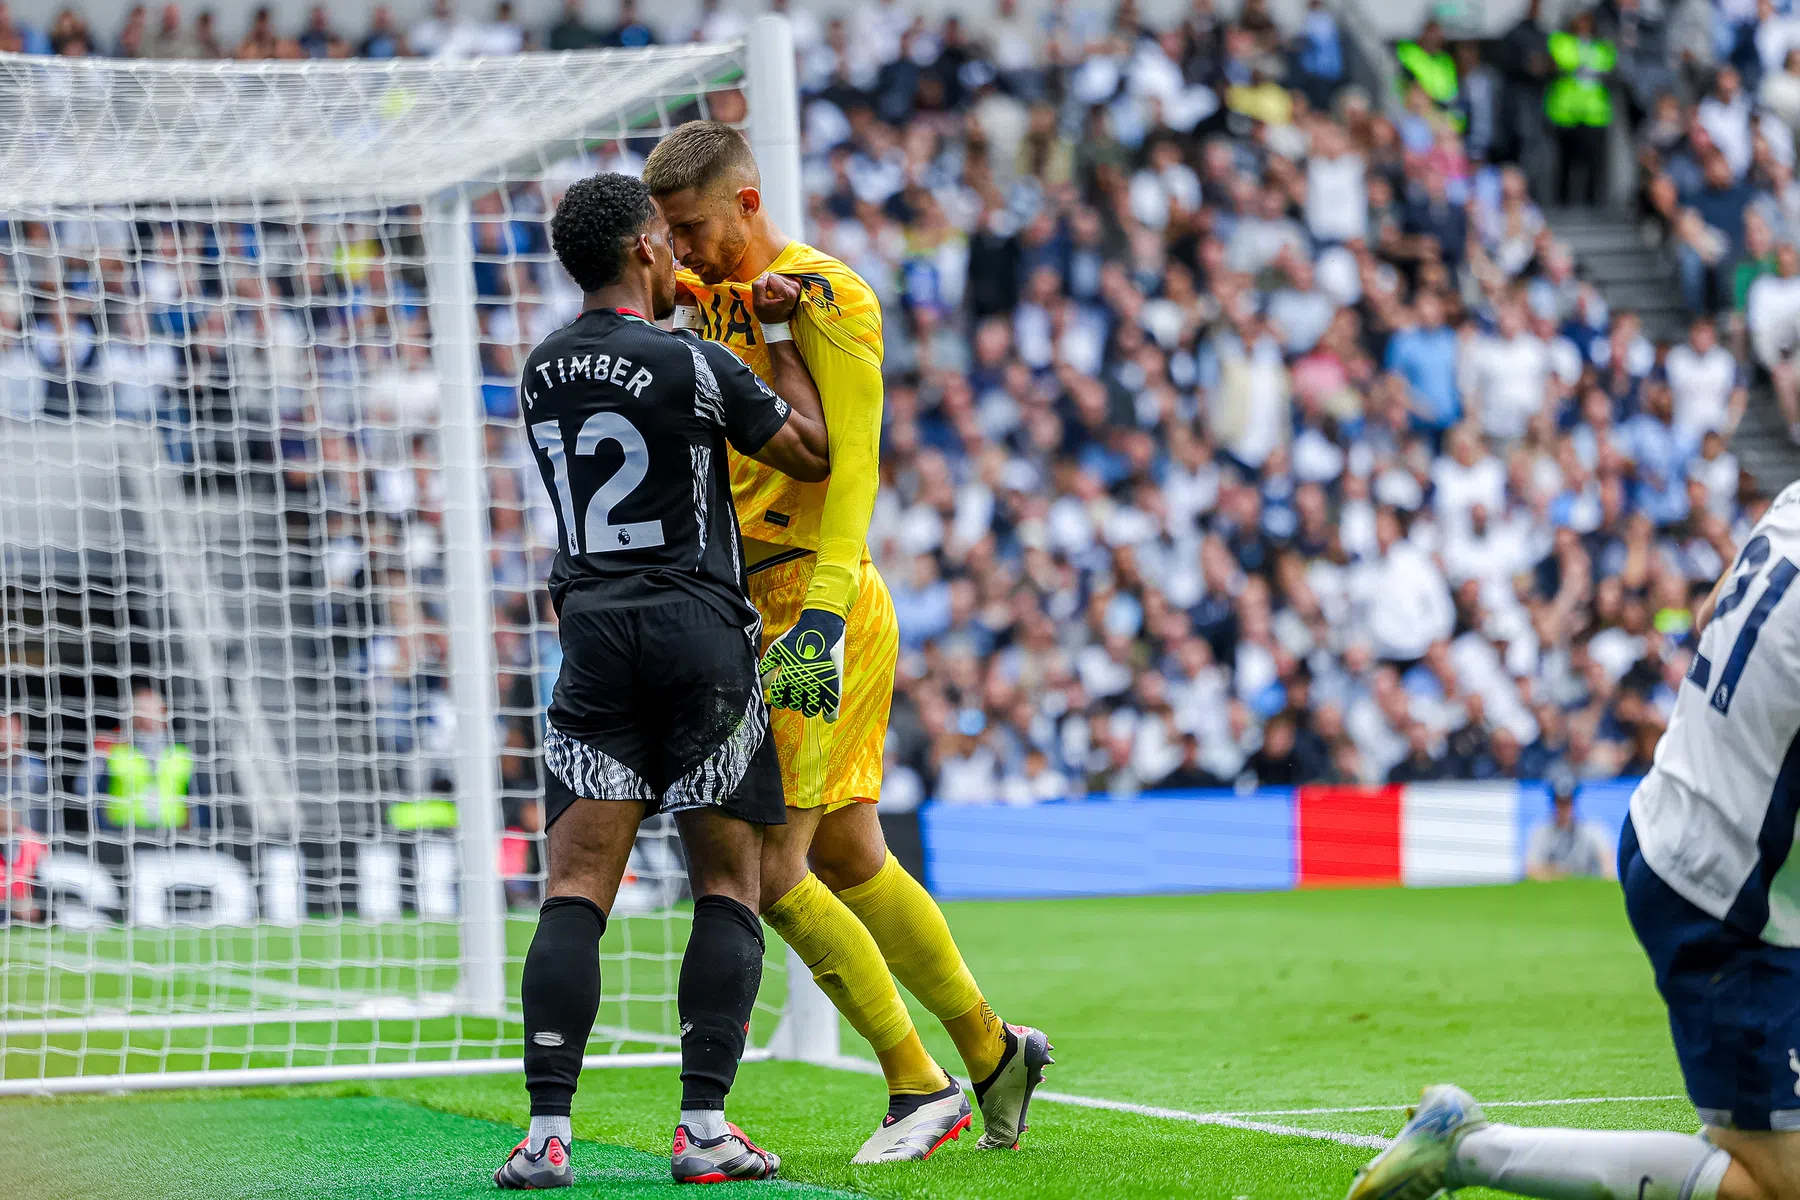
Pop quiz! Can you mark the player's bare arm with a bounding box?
[746,399,828,482]
[744,272,829,483]
[1695,555,1736,633]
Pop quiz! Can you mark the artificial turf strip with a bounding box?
[0,1094,862,1200]
[0,882,1706,1198]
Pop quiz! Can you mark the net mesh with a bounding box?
[0,45,785,1090]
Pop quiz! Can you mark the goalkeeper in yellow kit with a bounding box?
[644,122,1051,1164]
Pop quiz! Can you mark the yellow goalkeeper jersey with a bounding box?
[677,241,884,618]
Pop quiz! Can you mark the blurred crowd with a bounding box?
[786,0,1776,809]
[0,0,1793,822]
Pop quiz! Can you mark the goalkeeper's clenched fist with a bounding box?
[759,608,846,722]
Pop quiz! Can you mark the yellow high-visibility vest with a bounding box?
[105,743,192,828]
[1546,33,1616,128]
[1395,41,1458,108]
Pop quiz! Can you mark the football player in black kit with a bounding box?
[494,172,829,1189]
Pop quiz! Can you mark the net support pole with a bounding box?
[424,190,508,1021]
[747,14,841,1067]
[747,16,804,243]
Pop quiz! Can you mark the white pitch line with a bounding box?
[815,1058,1681,1150]
[815,1057,1390,1150]
[1032,1089,1393,1150]
[1226,1095,1687,1118]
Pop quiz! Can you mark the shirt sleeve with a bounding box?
[689,335,790,455]
[793,308,884,619]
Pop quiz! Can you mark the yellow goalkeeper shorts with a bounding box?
[748,550,897,811]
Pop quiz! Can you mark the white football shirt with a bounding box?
[1632,481,1800,944]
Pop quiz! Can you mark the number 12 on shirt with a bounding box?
[531,414,666,556]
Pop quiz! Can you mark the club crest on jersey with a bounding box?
[791,272,841,316]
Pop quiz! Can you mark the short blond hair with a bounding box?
[642,120,759,197]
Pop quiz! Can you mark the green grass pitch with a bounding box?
[0,880,1700,1199]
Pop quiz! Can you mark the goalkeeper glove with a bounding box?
[759,608,847,722]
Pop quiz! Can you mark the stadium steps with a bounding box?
[1547,207,1800,495]
[1543,206,1688,345]
[1730,383,1800,497]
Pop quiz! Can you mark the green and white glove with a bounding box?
[759,608,847,722]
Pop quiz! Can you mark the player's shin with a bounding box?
[763,872,946,1094]
[1451,1125,1731,1200]
[522,895,608,1150]
[677,894,764,1128]
[837,850,1007,1081]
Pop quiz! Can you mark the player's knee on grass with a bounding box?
[1706,1128,1800,1200]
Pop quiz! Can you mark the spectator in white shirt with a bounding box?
[1443,504,1533,620]
[473,1,524,53]
[1765,47,1800,134]
[988,0,1041,77]
[1748,241,1800,441]
[1359,507,1455,665]
[855,0,910,75]
[1699,65,1754,179]
[1264,250,1337,355]
[1589,308,1657,379]
[1689,430,1740,517]
[1526,776,1616,880]
[767,0,822,57]
[1305,122,1367,245]
[1531,311,1586,390]
[1761,1,1800,93]
[1663,315,1745,441]
[1475,166,1543,279]
[409,0,461,56]
[1128,135,1202,231]
[416,0,521,57]
[1462,302,1550,440]
[1228,182,1310,274]
[934,712,1003,806]
[102,307,178,423]
[0,310,41,420]
[687,0,745,44]
[1000,748,1076,806]
[1432,423,1508,534]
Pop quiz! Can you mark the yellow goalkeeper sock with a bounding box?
[763,872,945,1095]
[838,852,1008,1084]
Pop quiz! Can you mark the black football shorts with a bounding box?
[542,594,785,827]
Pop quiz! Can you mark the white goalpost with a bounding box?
[0,15,837,1096]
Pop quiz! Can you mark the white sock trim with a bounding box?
[527,1114,571,1155]
[1682,1146,1730,1200]
[680,1109,728,1140]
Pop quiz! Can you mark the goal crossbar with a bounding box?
[0,45,744,209]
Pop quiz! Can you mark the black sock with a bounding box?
[523,895,607,1117]
[678,894,764,1111]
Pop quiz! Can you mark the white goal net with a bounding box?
[0,24,827,1094]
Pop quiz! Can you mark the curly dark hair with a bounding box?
[549,173,655,293]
